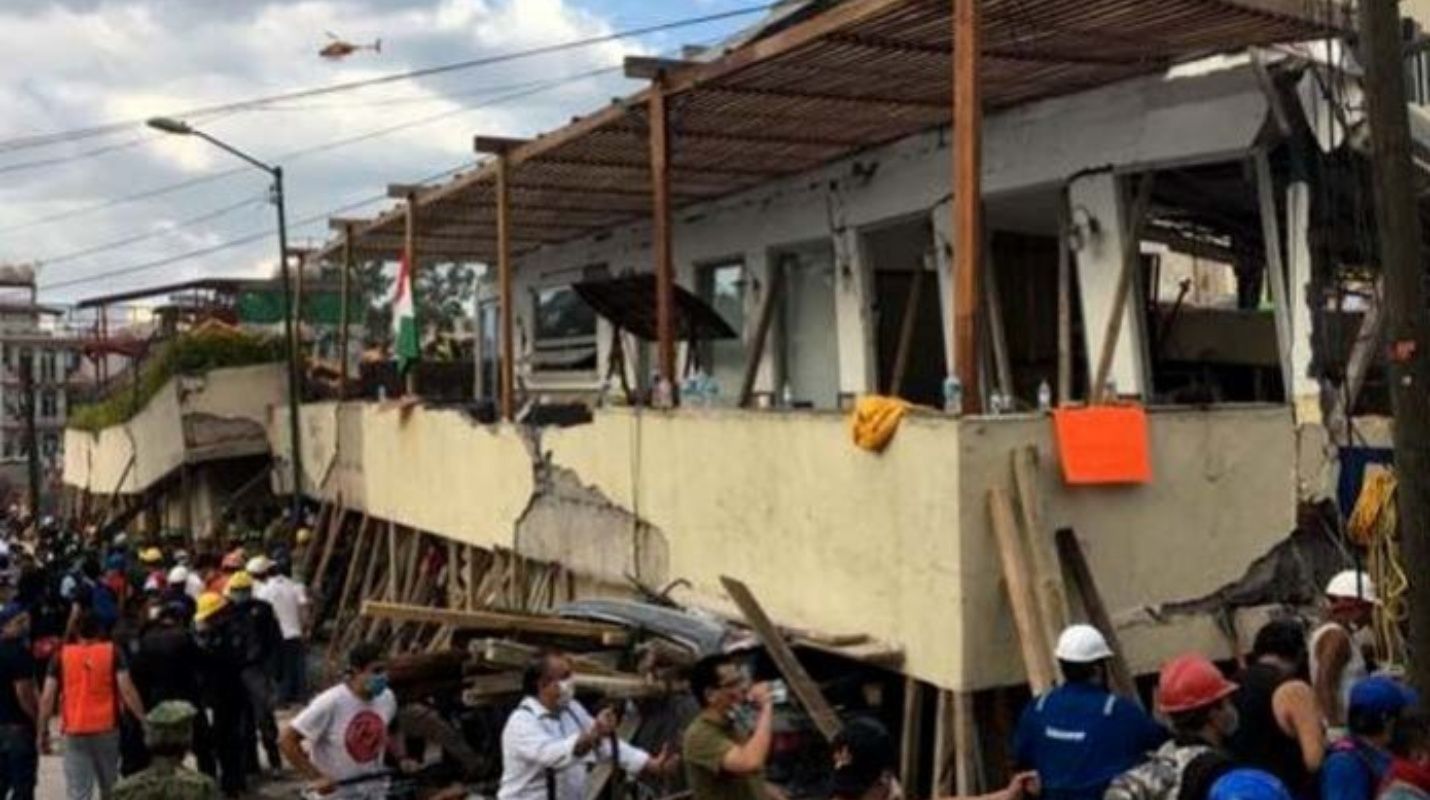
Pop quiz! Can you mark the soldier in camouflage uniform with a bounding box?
[113,700,220,800]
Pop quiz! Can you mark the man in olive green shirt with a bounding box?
[683,654,775,800]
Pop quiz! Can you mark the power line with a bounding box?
[37,194,268,269]
[40,165,469,294]
[0,4,771,155]
[0,63,619,236]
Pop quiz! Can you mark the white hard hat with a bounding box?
[1054,624,1114,663]
[166,565,190,585]
[245,555,274,576]
[1326,570,1379,604]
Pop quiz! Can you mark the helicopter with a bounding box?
[319,32,381,60]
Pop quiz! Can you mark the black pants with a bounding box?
[210,692,247,797]
[239,665,281,772]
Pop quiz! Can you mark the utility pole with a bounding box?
[19,354,39,520]
[1361,0,1430,690]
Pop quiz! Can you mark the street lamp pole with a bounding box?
[147,117,304,525]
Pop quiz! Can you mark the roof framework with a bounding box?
[315,0,1346,265]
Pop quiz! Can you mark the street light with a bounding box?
[147,116,305,526]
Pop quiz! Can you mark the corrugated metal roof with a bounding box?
[317,0,1348,266]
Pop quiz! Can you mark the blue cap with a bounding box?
[1350,675,1419,716]
[1210,769,1293,800]
[104,553,125,571]
[0,603,27,625]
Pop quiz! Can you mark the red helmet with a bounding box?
[221,549,246,570]
[1158,654,1238,713]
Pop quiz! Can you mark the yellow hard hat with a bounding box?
[138,547,163,564]
[295,527,313,545]
[224,571,254,594]
[194,592,227,622]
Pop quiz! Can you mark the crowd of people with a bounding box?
[0,513,313,799]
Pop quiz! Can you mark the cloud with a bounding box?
[0,0,732,302]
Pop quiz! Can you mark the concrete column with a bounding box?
[1069,171,1151,399]
[1285,180,1320,421]
[832,214,875,401]
[746,249,779,400]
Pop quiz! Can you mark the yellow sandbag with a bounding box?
[850,395,912,453]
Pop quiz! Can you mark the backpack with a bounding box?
[1104,741,1211,800]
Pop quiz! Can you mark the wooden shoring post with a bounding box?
[900,678,924,792]
[953,691,979,796]
[890,267,927,397]
[952,0,984,414]
[1091,175,1154,404]
[739,260,785,407]
[934,690,953,796]
[325,515,370,662]
[403,192,420,398]
[311,500,345,596]
[1056,186,1073,405]
[1253,148,1296,396]
[1055,527,1140,704]
[1011,447,1070,648]
[340,222,355,397]
[984,241,1013,400]
[987,487,1056,693]
[496,152,516,421]
[649,75,677,403]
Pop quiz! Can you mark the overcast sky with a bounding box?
[0,0,762,305]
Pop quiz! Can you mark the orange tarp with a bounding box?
[1052,406,1152,485]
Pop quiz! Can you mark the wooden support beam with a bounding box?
[952,0,984,414]
[474,136,531,154]
[987,487,1056,693]
[1055,527,1140,704]
[496,153,516,422]
[1091,175,1155,403]
[890,267,926,397]
[1011,447,1070,649]
[720,576,843,741]
[900,678,924,791]
[311,501,345,596]
[953,690,980,795]
[388,183,427,200]
[361,601,632,645]
[624,56,699,80]
[984,243,1013,400]
[739,260,785,407]
[649,79,678,402]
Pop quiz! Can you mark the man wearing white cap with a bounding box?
[1312,569,1379,732]
[251,555,311,706]
[1013,625,1167,800]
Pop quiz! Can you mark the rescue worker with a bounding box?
[1106,654,1241,800]
[1228,619,1325,799]
[831,716,1037,800]
[1321,676,1418,800]
[684,653,775,800]
[130,601,214,778]
[1013,625,1167,800]
[112,701,220,800]
[1313,570,1379,733]
[162,567,197,622]
[498,649,675,800]
[225,570,283,774]
[194,592,247,798]
[250,555,310,705]
[1382,711,1430,800]
[36,610,147,800]
[0,603,37,800]
[136,548,164,590]
[207,550,244,594]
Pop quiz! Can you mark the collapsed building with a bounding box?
[60,0,1430,792]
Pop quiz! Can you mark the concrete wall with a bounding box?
[280,402,1296,691]
[63,364,285,497]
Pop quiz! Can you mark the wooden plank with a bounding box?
[361,601,632,645]
[1011,447,1070,650]
[953,0,984,414]
[310,501,346,596]
[1091,175,1154,403]
[953,690,980,796]
[900,677,924,791]
[1055,527,1140,704]
[738,259,785,407]
[987,487,1056,693]
[984,242,1013,399]
[719,576,842,741]
[934,690,953,796]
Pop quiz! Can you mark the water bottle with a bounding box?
[943,376,963,414]
[989,390,1005,415]
[1037,380,1052,412]
[781,381,794,408]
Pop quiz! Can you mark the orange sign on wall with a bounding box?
[1052,405,1152,485]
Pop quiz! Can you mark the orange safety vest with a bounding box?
[59,641,118,735]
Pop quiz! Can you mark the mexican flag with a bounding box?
[392,251,420,372]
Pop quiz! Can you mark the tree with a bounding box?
[346,260,477,350]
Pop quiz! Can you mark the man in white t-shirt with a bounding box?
[250,555,311,705]
[280,642,418,799]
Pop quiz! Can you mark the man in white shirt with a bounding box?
[280,642,418,800]
[250,554,311,705]
[499,650,676,800]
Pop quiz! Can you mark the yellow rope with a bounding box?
[1347,466,1408,668]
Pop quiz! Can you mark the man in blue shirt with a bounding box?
[1014,625,1168,800]
[1321,676,1418,800]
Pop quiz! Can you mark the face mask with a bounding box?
[556,678,576,707]
[365,673,389,697]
